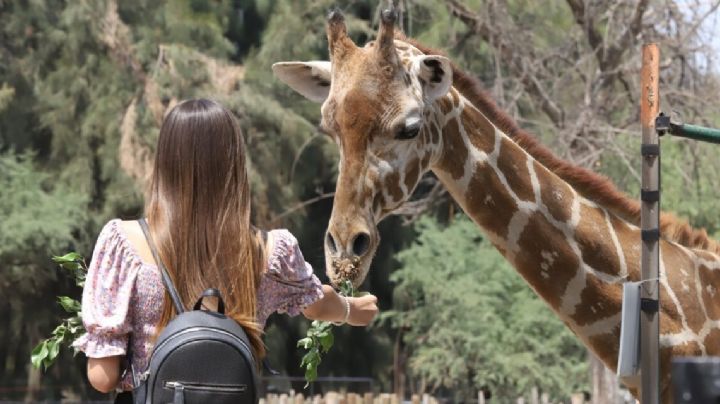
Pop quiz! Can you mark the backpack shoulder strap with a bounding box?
[138,218,185,314]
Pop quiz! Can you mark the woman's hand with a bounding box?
[347,294,378,326]
[303,285,378,326]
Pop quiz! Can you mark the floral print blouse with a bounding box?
[72,219,323,391]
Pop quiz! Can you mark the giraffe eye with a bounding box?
[396,124,421,140]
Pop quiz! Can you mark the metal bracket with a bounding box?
[655,113,670,135]
[641,228,660,242]
[641,190,660,203]
[641,298,659,314]
[641,144,660,156]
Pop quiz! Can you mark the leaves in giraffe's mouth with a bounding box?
[332,256,361,281]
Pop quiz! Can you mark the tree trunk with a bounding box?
[24,324,41,403]
[393,329,406,399]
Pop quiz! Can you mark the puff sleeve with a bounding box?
[72,220,141,358]
[257,230,324,324]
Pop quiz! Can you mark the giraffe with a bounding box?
[272,6,720,401]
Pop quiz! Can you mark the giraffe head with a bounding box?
[273,6,453,287]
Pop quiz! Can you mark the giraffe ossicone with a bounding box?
[272,7,720,402]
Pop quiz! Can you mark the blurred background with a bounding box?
[2,0,720,402]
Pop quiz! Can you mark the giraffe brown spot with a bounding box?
[534,161,573,223]
[572,275,622,326]
[450,88,460,106]
[661,243,705,334]
[437,118,467,181]
[496,137,534,202]
[698,262,720,321]
[608,215,641,281]
[385,170,404,203]
[666,340,703,358]
[437,97,454,115]
[339,89,377,132]
[514,211,580,310]
[404,158,420,192]
[576,203,622,277]
[659,285,686,336]
[704,328,720,354]
[587,328,621,370]
[464,165,516,241]
[463,108,495,154]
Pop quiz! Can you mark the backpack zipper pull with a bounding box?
[168,381,184,404]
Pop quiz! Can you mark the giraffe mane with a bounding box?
[403,37,720,254]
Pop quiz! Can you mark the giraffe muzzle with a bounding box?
[325,229,376,287]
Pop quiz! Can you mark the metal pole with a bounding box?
[669,122,720,144]
[640,43,661,404]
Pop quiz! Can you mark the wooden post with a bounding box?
[326,391,339,404]
[640,43,661,404]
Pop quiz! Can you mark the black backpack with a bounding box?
[130,218,260,404]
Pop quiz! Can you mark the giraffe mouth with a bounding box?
[330,256,362,285]
[332,257,360,281]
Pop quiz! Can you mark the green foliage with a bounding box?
[0,84,14,113]
[386,216,588,401]
[297,281,357,387]
[31,254,87,371]
[298,320,333,386]
[0,153,87,298]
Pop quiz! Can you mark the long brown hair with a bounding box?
[145,98,266,359]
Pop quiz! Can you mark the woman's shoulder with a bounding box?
[94,219,154,267]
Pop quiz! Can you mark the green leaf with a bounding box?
[339,280,354,296]
[305,364,317,383]
[47,339,61,362]
[57,296,81,313]
[67,316,82,327]
[52,252,83,263]
[318,330,334,353]
[297,337,312,349]
[51,324,67,338]
[30,341,48,369]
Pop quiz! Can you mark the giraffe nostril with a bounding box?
[352,232,371,257]
[326,232,338,254]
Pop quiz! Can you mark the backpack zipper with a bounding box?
[152,327,253,359]
[165,381,247,393]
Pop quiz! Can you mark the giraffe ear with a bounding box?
[413,55,452,101]
[272,61,331,103]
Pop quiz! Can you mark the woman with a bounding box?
[72,99,378,396]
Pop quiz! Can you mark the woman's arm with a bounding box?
[87,356,122,393]
[302,284,378,326]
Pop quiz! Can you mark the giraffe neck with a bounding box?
[427,88,638,369]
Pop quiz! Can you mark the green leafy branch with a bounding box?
[297,280,359,387]
[31,252,87,370]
